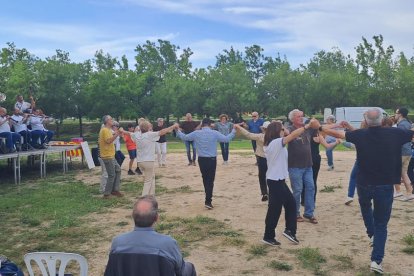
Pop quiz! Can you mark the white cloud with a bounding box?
[2,0,414,68]
[0,17,179,63]
[0,20,102,44]
[122,0,414,62]
[76,33,179,57]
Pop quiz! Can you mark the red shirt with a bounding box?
[123,134,136,151]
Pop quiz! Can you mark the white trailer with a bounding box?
[323,107,388,129]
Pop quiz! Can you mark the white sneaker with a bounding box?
[369,236,374,247]
[393,192,403,198]
[370,261,383,274]
[345,197,353,205]
[223,161,228,165]
[327,165,334,171]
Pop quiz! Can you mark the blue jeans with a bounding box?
[31,130,54,146]
[251,140,257,152]
[325,136,336,167]
[185,140,196,163]
[357,184,393,264]
[18,130,31,145]
[0,132,21,150]
[289,167,315,217]
[219,142,229,161]
[348,161,358,198]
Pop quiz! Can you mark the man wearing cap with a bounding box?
[394,107,414,200]
[175,118,236,209]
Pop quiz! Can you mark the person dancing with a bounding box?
[261,119,319,246]
[235,121,270,201]
[175,118,236,209]
[214,114,233,165]
[153,118,168,167]
[180,113,199,166]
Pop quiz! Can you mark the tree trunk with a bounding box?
[78,114,83,138]
[55,115,64,138]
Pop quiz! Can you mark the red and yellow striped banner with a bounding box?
[52,141,83,157]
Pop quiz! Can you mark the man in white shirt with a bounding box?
[29,108,54,149]
[14,95,35,114]
[0,107,21,153]
[10,108,31,150]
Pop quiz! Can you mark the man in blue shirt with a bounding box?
[175,118,236,209]
[246,112,264,153]
[109,195,196,276]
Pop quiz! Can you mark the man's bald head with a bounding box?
[132,195,159,227]
[364,108,383,127]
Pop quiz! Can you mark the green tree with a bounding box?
[0,43,38,108]
[355,35,398,107]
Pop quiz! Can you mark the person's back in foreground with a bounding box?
[109,195,196,276]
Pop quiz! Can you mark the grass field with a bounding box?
[0,168,244,272]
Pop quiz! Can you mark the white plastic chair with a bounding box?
[24,252,88,276]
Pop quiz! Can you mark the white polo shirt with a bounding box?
[264,137,289,181]
[0,117,11,133]
[15,101,31,112]
[10,115,28,132]
[132,131,160,162]
[29,116,46,131]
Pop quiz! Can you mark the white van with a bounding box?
[324,107,388,129]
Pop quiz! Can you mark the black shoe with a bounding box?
[205,202,213,209]
[283,229,299,244]
[192,161,196,166]
[135,167,142,175]
[128,169,135,175]
[262,238,281,246]
[261,194,268,202]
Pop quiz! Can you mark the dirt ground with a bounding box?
[80,150,414,275]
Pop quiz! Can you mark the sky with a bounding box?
[1,0,414,68]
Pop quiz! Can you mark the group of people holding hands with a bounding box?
[100,107,413,275]
[0,95,53,153]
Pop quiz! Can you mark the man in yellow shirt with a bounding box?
[99,115,123,198]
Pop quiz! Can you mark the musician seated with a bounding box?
[29,108,54,149]
[0,107,21,153]
[15,95,35,114]
[10,108,32,150]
